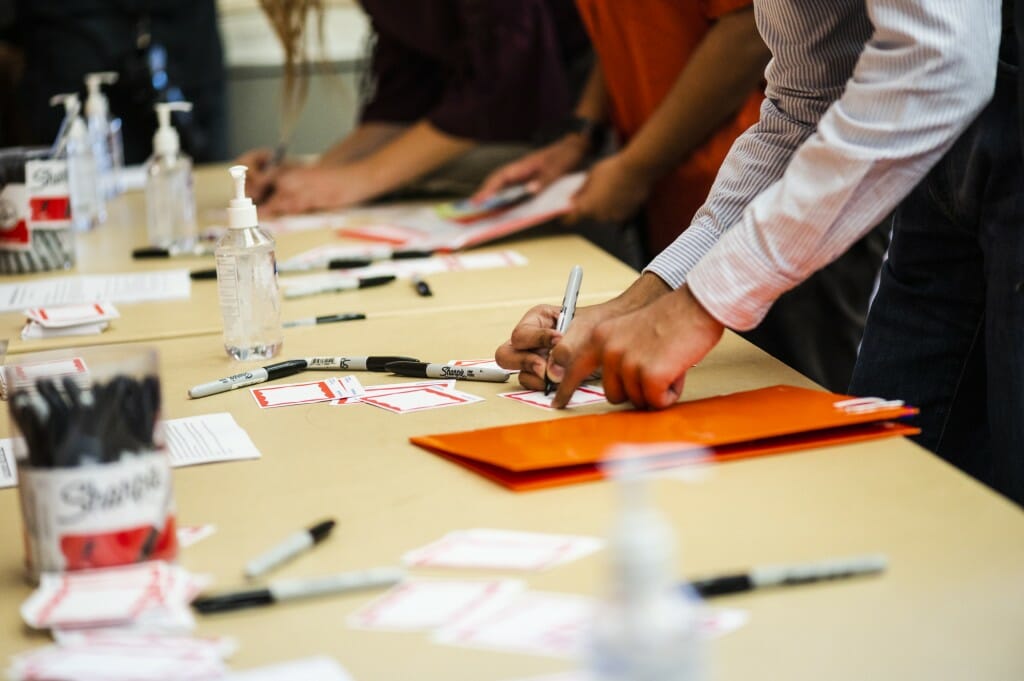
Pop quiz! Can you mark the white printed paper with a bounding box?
[21,320,109,340]
[500,385,607,410]
[24,302,120,328]
[162,413,261,468]
[225,656,354,681]
[20,562,206,630]
[328,173,585,250]
[448,358,514,373]
[402,529,605,571]
[330,380,454,405]
[436,590,748,659]
[434,590,594,658]
[0,437,17,488]
[348,578,524,631]
[11,632,234,681]
[361,385,484,414]
[251,377,358,409]
[176,524,217,548]
[0,271,190,312]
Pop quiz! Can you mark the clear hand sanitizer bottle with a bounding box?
[145,102,197,250]
[215,165,283,360]
[50,93,105,231]
[84,71,123,199]
[588,457,705,681]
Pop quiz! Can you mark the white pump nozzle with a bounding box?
[227,165,259,230]
[84,72,118,117]
[50,92,82,118]
[50,93,88,156]
[153,101,192,158]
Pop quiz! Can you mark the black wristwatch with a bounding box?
[562,115,608,151]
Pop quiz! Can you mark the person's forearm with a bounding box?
[606,272,671,315]
[341,120,476,202]
[574,63,608,123]
[318,122,406,165]
[619,7,769,183]
[550,64,609,160]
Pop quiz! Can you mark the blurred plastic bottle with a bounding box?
[50,93,105,231]
[588,457,705,681]
[144,102,197,250]
[214,165,282,360]
[84,71,124,199]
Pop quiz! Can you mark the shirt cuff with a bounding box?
[685,226,798,331]
[643,220,722,290]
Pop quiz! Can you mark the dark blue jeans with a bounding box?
[849,57,1024,506]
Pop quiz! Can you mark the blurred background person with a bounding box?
[242,0,591,216]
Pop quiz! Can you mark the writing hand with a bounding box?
[553,284,723,409]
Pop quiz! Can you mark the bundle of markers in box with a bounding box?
[7,366,179,580]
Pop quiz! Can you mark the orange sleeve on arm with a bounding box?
[699,0,754,20]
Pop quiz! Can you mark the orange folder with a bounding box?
[410,385,919,492]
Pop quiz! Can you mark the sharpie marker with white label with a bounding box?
[187,359,308,399]
[133,244,216,259]
[385,361,510,383]
[688,554,888,598]
[283,275,396,299]
[245,519,336,579]
[192,566,405,614]
[304,355,418,372]
[283,313,366,328]
[278,248,437,273]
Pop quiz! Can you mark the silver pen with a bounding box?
[545,264,583,394]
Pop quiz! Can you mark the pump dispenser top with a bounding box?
[153,101,192,158]
[49,93,88,155]
[228,165,259,230]
[84,72,118,118]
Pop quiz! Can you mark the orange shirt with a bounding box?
[575,0,763,254]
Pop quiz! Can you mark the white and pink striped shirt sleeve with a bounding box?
[644,0,1001,330]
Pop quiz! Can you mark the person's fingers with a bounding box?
[620,355,647,410]
[551,342,599,408]
[474,167,517,201]
[601,347,628,405]
[495,341,548,378]
[507,305,561,351]
[517,370,547,392]
[646,371,686,410]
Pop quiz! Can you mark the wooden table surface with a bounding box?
[0,166,1022,680]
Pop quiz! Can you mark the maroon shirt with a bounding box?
[359,0,589,143]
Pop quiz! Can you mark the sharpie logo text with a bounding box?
[440,366,469,378]
[57,465,165,524]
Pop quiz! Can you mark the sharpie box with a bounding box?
[0,147,76,274]
[4,346,178,582]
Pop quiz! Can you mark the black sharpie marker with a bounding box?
[187,359,308,399]
[385,361,510,383]
[688,554,887,598]
[304,356,418,372]
[193,566,404,615]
